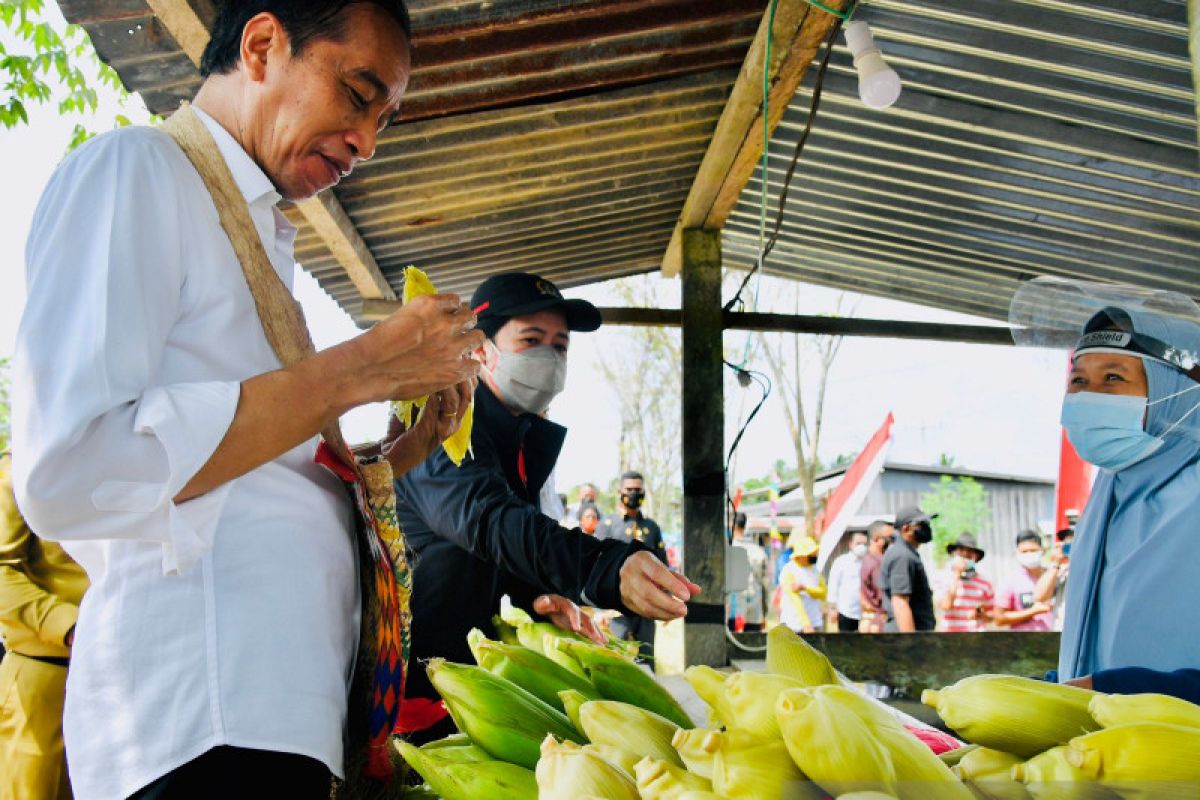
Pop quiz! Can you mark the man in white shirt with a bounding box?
[827,530,869,632]
[13,3,483,798]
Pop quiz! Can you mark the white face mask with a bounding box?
[1017,551,1043,570]
[851,544,868,558]
[488,342,567,415]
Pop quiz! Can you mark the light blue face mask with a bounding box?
[1061,386,1200,471]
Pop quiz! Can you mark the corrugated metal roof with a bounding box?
[60,0,1200,324]
[724,0,1200,321]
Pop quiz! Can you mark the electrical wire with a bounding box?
[723,360,771,531]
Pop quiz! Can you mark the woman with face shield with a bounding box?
[1011,279,1200,702]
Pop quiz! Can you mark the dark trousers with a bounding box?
[837,613,861,633]
[127,746,331,800]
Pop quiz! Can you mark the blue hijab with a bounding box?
[1059,308,1200,679]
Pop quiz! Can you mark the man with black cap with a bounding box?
[392,271,700,740]
[880,505,937,632]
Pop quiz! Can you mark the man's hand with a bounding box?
[619,551,701,621]
[532,594,606,645]
[379,379,475,476]
[327,294,484,412]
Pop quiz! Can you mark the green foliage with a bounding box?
[1,0,136,149]
[920,475,990,563]
[0,356,10,454]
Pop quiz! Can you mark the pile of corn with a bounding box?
[394,621,1200,799]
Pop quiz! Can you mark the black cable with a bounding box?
[723,360,772,536]
[723,17,845,314]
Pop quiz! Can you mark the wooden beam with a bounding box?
[681,229,727,668]
[145,0,396,302]
[661,0,849,277]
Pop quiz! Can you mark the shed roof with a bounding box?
[60,0,1200,324]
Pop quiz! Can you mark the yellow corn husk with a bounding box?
[466,628,600,712]
[419,732,473,749]
[921,675,1099,758]
[683,665,730,727]
[705,728,824,800]
[537,735,640,800]
[777,685,972,800]
[579,699,684,768]
[721,670,805,739]
[954,747,1031,800]
[584,743,642,782]
[426,659,583,769]
[1066,722,1200,798]
[766,624,839,686]
[676,793,723,800]
[391,265,475,465]
[1011,746,1113,800]
[672,727,716,779]
[939,744,980,768]
[1088,692,1200,730]
[394,739,537,800]
[635,756,713,800]
[555,638,695,729]
[836,794,902,800]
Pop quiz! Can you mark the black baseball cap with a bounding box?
[470,272,602,338]
[894,505,937,530]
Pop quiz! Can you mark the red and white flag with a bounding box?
[816,412,895,571]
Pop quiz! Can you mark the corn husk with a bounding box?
[1066,722,1200,798]
[954,747,1030,800]
[921,675,1098,758]
[939,744,980,768]
[721,670,805,739]
[634,756,713,800]
[683,665,731,727]
[777,685,972,800]
[672,727,716,779]
[555,638,695,728]
[1011,746,1114,800]
[394,739,536,800]
[704,728,823,800]
[537,735,640,800]
[466,628,600,712]
[580,699,684,768]
[1088,692,1200,730]
[766,624,839,686]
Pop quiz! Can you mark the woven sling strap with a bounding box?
[162,104,411,795]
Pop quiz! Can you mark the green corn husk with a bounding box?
[466,628,600,712]
[721,670,805,739]
[426,659,583,769]
[766,624,839,686]
[559,688,588,733]
[635,755,714,800]
[1066,722,1200,798]
[415,743,492,765]
[491,615,522,646]
[516,622,594,680]
[394,739,537,800]
[776,685,972,800]
[419,732,473,749]
[683,665,730,727]
[537,735,640,800]
[921,676,1099,758]
[580,699,685,768]
[704,728,824,800]
[1011,746,1114,800]
[401,784,440,800]
[672,727,716,779]
[1088,692,1200,730]
[555,638,695,728]
[939,744,980,768]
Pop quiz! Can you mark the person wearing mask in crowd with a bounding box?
[597,471,669,658]
[728,513,767,633]
[779,534,826,634]
[13,3,489,795]
[578,504,602,536]
[1050,527,1073,630]
[1012,279,1200,701]
[859,520,893,633]
[1,453,89,799]
[934,533,994,632]
[826,531,869,633]
[881,506,937,633]
[566,483,599,527]
[993,530,1057,632]
[393,273,699,739]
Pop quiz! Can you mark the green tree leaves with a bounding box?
[920,475,991,564]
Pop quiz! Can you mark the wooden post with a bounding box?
[681,228,727,667]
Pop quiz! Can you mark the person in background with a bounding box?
[934,533,994,632]
[1,453,89,800]
[1050,527,1073,630]
[598,471,668,658]
[826,530,869,633]
[565,482,599,527]
[578,504,601,536]
[859,520,893,633]
[779,534,826,634]
[994,530,1056,631]
[728,513,767,633]
[881,506,937,633]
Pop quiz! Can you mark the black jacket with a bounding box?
[394,383,646,700]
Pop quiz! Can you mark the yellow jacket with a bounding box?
[0,454,88,658]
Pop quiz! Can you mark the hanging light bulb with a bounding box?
[844,20,901,110]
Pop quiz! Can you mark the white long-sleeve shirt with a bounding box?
[827,551,865,620]
[13,108,357,799]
